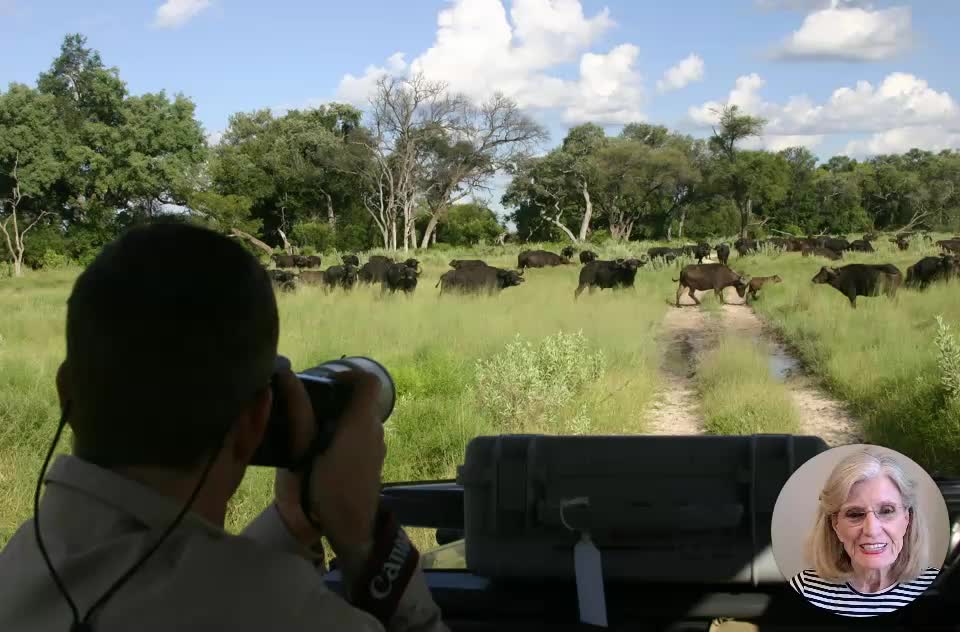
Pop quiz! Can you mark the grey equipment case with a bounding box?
[457,433,829,585]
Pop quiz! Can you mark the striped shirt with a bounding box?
[789,567,940,617]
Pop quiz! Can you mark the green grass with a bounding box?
[733,236,960,477]
[696,334,801,435]
[0,246,669,546]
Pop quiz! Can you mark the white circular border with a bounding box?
[771,443,952,583]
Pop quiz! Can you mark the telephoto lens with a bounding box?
[250,356,396,468]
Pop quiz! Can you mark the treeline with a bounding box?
[506,110,960,244]
[3,35,960,277]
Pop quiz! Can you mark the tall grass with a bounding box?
[737,237,960,476]
[0,248,669,545]
[696,335,801,435]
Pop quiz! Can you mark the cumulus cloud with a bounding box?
[845,127,960,157]
[774,1,913,61]
[153,0,211,29]
[337,53,409,106]
[656,53,705,94]
[335,0,647,125]
[689,71,960,154]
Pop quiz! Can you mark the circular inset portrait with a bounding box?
[771,444,951,618]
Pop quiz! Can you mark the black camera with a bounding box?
[250,356,396,469]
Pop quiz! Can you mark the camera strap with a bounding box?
[345,505,420,627]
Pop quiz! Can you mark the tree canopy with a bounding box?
[4,34,960,274]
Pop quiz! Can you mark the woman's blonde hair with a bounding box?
[805,448,928,583]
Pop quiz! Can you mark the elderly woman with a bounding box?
[789,448,940,617]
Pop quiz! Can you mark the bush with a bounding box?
[292,221,335,252]
[475,331,606,435]
[38,249,73,270]
[934,315,960,402]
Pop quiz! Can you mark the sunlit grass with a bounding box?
[696,335,800,435]
[738,236,960,476]
[0,247,669,546]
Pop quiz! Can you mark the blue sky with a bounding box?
[3,1,959,167]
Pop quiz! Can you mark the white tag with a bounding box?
[574,532,607,627]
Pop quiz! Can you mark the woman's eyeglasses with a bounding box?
[837,504,907,527]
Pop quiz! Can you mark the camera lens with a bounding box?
[299,356,396,424]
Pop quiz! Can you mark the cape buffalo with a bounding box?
[801,246,842,261]
[847,240,875,253]
[715,243,730,266]
[937,239,960,255]
[292,255,311,268]
[579,250,598,264]
[745,275,782,304]
[681,242,711,264]
[905,256,959,290]
[382,262,418,294]
[674,264,748,307]
[821,237,851,252]
[321,264,359,291]
[342,254,360,267]
[368,255,394,264]
[449,259,489,269]
[267,269,297,292]
[273,254,296,268]
[436,266,525,296]
[734,238,763,257]
[358,259,392,284]
[647,247,678,263]
[811,264,903,308]
[574,259,642,300]
[561,246,576,259]
[305,255,323,268]
[890,236,910,251]
[518,249,571,269]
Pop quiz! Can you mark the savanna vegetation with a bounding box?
[4,34,960,555]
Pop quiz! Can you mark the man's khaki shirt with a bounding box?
[0,455,448,632]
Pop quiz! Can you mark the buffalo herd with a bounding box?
[264,232,954,309]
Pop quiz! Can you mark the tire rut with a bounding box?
[645,286,862,446]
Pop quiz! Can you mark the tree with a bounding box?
[435,202,504,246]
[211,104,369,249]
[0,85,64,275]
[502,150,583,243]
[358,74,463,251]
[593,138,699,241]
[417,93,546,248]
[708,105,767,237]
[561,123,606,241]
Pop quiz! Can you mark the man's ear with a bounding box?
[56,361,70,413]
[230,386,272,465]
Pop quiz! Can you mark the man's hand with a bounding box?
[272,366,387,570]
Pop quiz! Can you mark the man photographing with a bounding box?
[0,222,448,632]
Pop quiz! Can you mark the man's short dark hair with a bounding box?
[64,222,279,470]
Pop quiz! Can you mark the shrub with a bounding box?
[934,315,960,402]
[475,331,605,435]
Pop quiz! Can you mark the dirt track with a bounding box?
[645,287,861,446]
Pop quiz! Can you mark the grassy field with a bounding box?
[696,334,802,436]
[0,245,671,545]
[732,238,960,477]
[4,236,960,553]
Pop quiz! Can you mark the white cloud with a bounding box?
[656,53,705,94]
[755,0,868,11]
[844,127,960,157]
[689,71,960,154]
[775,2,913,61]
[335,0,647,125]
[337,52,408,106]
[153,0,211,29]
